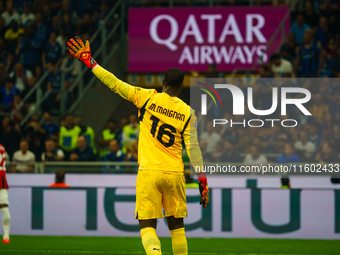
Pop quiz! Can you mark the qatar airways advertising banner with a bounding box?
[128,7,289,72]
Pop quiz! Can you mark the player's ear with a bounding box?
[180,83,184,91]
[162,78,166,91]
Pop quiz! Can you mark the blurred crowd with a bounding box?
[0,112,139,172]
[0,0,115,118]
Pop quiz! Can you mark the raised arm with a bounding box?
[66,36,156,108]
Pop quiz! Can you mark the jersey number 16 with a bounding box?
[150,115,176,148]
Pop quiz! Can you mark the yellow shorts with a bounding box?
[135,169,187,220]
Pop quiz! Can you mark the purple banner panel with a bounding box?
[129,7,290,72]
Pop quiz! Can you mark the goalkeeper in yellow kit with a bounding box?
[67,36,209,255]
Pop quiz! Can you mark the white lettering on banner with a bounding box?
[219,14,243,43]
[179,15,204,44]
[231,46,246,64]
[246,14,266,43]
[178,45,267,65]
[243,45,257,63]
[201,14,222,43]
[149,13,268,50]
[149,14,178,51]
[200,46,213,64]
[212,46,234,64]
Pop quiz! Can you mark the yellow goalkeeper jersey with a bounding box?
[92,65,203,174]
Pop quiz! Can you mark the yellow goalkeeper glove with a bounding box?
[197,173,209,208]
[66,36,98,69]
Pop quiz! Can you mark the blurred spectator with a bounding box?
[79,13,96,38]
[97,1,114,32]
[269,53,293,77]
[327,36,337,57]
[308,122,322,147]
[222,140,242,163]
[104,140,125,162]
[103,140,125,172]
[206,63,219,78]
[42,3,52,24]
[42,32,63,70]
[319,47,332,77]
[42,139,64,161]
[42,111,60,140]
[60,54,80,89]
[200,122,221,153]
[60,12,75,41]
[0,62,8,84]
[199,140,211,162]
[295,29,320,77]
[12,0,33,14]
[1,3,21,27]
[1,76,19,111]
[315,141,339,163]
[34,12,49,45]
[32,0,45,12]
[10,62,35,93]
[316,16,331,48]
[125,140,138,162]
[59,114,81,159]
[263,125,286,153]
[294,130,316,161]
[4,21,24,52]
[17,24,42,71]
[0,18,5,39]
[58,0,78,26]
[98,119,118,158]
[24,114,47,160]
[43,64,62,111]
[290,13,311,45]
[184,169,198,189]
[209,141,225,162]
[331,48,340,78]
[69,136,95,161]
[281,177,291,189]
[74,116,96,154]
[49,169,70,187]
[21,5,35,28]
[0,116,10,143]
[243,145,268,165]
[333,125,340,153]
[11,93,25,122]
[236,127,254,153]
[11,140,35,173]
[280,32,297,62]
[328,13,340,38]
[275,143,301,164]
[2,120,21,159]
[122,113,139,152]
[308,94,329,124]
[51,15,62,35]
[116,118,127,145]
[303,0,319,29]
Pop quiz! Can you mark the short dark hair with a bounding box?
[108,118,117,124]
[55,169,66,183]
[281,177,290,186]
[164,68,184,89]
[270,53,281,62]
